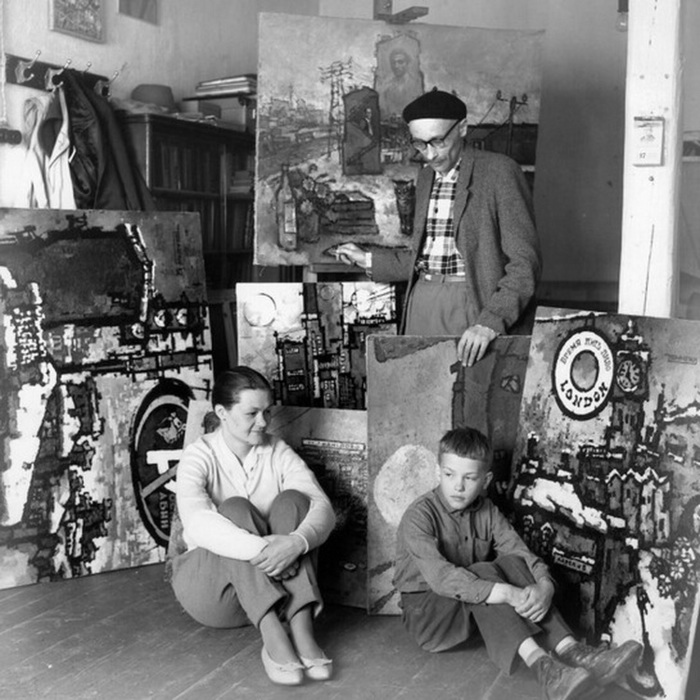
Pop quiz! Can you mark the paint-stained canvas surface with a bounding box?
[256,13,543,266]
[237,282,397,410]
[0,209,212,590]
[366,335,530,614]
[511,308,700,699]
[269,406,367,608]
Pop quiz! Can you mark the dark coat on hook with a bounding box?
[61,69,154,211]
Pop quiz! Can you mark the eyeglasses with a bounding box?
[410,120,461,152]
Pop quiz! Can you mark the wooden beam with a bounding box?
[618,0,683,316]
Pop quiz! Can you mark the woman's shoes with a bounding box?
[299,654,334,681]
[260,646,304,686]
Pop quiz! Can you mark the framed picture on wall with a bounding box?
[49,0,105,43]
[118,0,158,25]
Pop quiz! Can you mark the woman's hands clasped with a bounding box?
[251,534,306,580]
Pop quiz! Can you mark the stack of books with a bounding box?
[194,74,257,98]
[181,74,257,131]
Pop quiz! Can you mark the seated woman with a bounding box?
[169,366,336,686]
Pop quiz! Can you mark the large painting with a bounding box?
[510,308,700,699]
[366,335,531,614]
[255,13,543,266]
[0,209,212,589]
[236,281,398,410]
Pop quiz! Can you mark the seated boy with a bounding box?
[394,427,642,700]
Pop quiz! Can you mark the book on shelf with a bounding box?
[243,202,254,249]
[197,73,257,89]
[229,169,253,196]
[193,75,257,98]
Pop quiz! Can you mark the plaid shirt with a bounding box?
[415,162,466,275]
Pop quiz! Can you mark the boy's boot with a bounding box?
[558,640,643,687]
[533,654,596,700]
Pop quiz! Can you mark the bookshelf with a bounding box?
[121,112,300,373]
[121,112,255,289]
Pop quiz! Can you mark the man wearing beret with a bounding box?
[335,89,541,367]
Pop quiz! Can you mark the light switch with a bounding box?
[632,117,664,166]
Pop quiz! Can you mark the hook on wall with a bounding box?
[95,63,125,98]
[4,52,109,94]
[15,50,41,85]
[44,58,72,90]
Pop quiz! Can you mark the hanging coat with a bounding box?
[61,68,154,210]
[20,88,76,209]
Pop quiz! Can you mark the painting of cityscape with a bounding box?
[0,209,213,590]
[255,12,543,266]
[510,308,700,699]
[268,406,368,608]
[365,335,530,614]
[236,281,398,410]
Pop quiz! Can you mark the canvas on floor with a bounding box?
[366,335,531,614]
[0,209,212,589]
[510,307,700,699]
[237,281,398,410]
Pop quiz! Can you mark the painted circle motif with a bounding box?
[243,293,277,327]
[131,379,194,547]
[552,328,614,419]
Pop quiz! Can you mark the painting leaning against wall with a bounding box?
[510,307,700,700]
[365,334,531,615]
[236,281,398,410]
[0,209,213,590]
[255,12,543,267]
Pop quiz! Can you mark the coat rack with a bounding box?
[373,0,428,24]
[4,52,110,95]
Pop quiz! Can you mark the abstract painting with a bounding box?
[255,13,543,266]
[365,335,531,614]
[0,209,212,589]
[49,0,105,43]
[236,281,398,410]
[268,406,368,608]
[510,308,700,699]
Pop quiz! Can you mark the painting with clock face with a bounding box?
[510,307,700,700]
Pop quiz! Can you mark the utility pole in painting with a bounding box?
[496,91,528,158]
[319,59,354,158]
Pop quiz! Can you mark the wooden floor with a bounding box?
[0,563,641,700]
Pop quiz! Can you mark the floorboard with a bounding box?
[0,564,644,700]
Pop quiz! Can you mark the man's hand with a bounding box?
[513,579,554,623]
[250,534,305,579]
[486,582,527,608]
[331,243,368,268]
[457,324,498,367]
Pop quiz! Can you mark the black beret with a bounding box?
[402,89,467,123]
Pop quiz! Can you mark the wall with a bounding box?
[320,0,627,305]
[0,0,319,204]
[2,0,699,307]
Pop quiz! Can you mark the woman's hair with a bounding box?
[203,366,272,433]
[438,427,491,463]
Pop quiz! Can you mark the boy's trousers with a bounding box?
[171,489,322,629]
[400,554,574,673]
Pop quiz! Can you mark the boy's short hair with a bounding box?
[438,427,492,463]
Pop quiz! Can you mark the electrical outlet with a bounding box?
[0,128,22,145]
